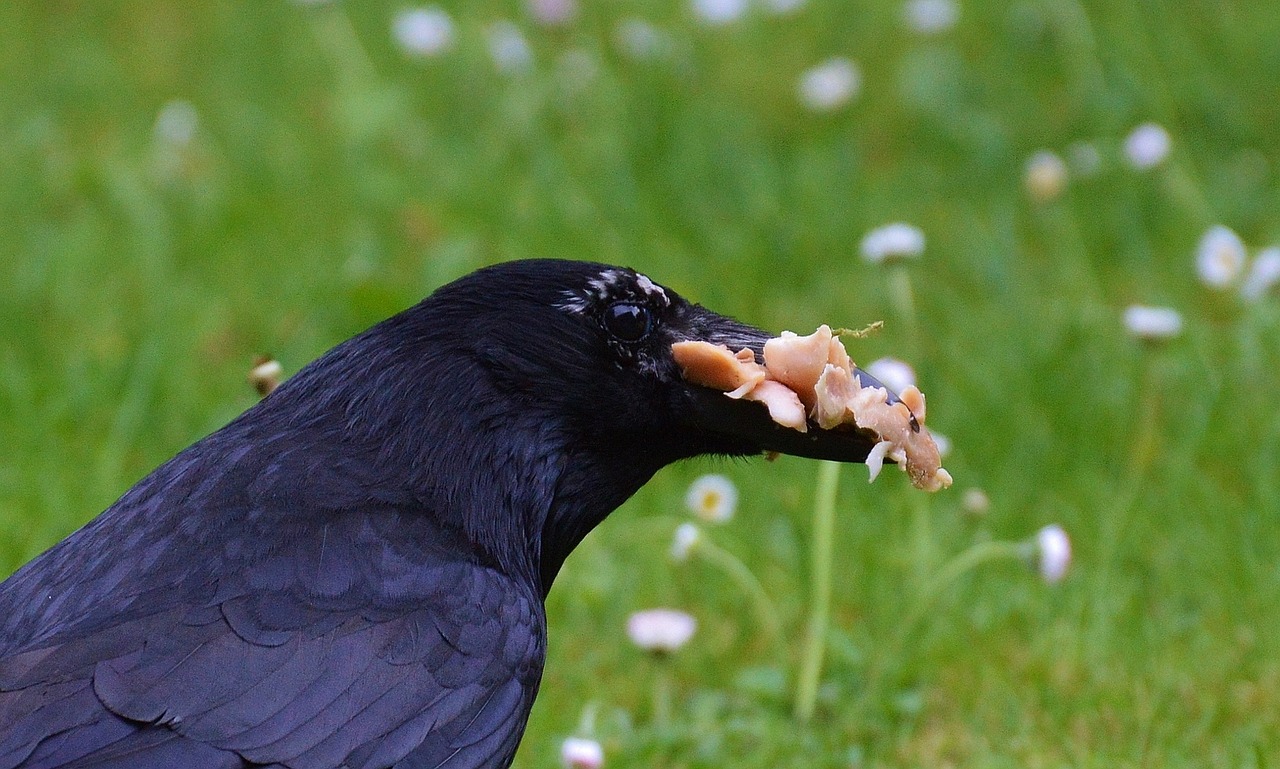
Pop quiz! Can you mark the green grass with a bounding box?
[3,1,1280,765]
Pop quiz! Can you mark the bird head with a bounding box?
[269,260,881,591]
[416,259,881,465]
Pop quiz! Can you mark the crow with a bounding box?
[0,259,879,769]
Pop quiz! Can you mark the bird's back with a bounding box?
[0,414,548,769]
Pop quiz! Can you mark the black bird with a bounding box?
[0,260,877,769]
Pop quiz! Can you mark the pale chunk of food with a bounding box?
[672,328,952,493]
[741,379,808,432]
[670,341,765,396]
[762,326,834,409]
[814,364,950,492]
[865,440,894,483]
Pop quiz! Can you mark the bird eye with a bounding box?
[604,302,653,342]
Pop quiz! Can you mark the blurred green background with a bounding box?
[2,1,1279,766]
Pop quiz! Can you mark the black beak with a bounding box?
[686,386,879,462]
[672,305,905,464]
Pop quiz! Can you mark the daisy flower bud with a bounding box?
[961,487,990,516]
[764,0,806,15]
[1024,150,1067,202]
[1241,247,1280,302]
[614,18,669,60]
[798,58,861,112]
[1034,524,1071,584]
[670,523,701,562]
[1067,141,1102,177]
[248,357,284,398]
[1195,225,1247,289]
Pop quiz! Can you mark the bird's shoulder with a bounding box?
[0,549,545,769]
[0,437,548,769]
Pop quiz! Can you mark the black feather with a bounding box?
[0,259,843,769]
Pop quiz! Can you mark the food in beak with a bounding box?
[672,325,953,492]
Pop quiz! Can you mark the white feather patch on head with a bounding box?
[556,290,590,314]
[558,268,670,315]
[634,272,667,300]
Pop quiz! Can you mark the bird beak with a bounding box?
[684,384,879,463]
[673,308,892,464]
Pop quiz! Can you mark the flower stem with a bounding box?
[307,5,381,89]
[576,701,600,736]
[793,460,841,723]
[652,663,673,731]
[887,263,918,344]
[888,263,916,319]
[1094,351,1162,612]
[1127,357,1163,482]
[693,538,782,647]
[897,540,1027,638]
[1161,163,1215,224]
[856,539,1025,712]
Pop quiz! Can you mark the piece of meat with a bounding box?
[673,325,953,492]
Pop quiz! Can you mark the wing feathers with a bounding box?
[1,564,542,769]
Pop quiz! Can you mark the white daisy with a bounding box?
[1124,122,1171,170]
[487,21,533,73]
[692,0,747,25]
[859,222,925,263]
[560,736,604,769]
[1123,305,1183,340]
[393,7,454,58]
[614,18,669,60]
[527,0,577,27]
[685,474,737,523]
[154,100,199,147]
[626,609,697,653]
[798,57,861,112]
[864,357,917,395]
[903,0,959,34]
